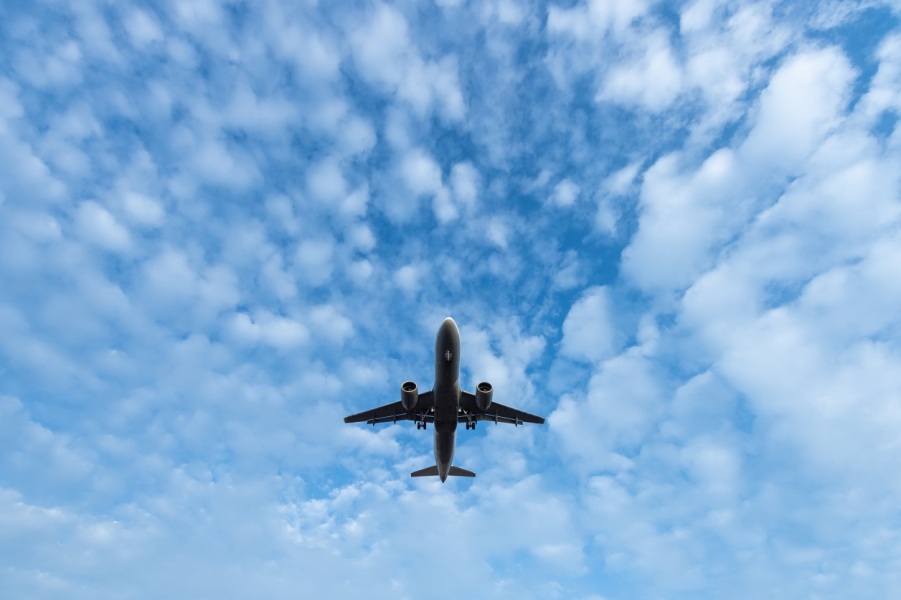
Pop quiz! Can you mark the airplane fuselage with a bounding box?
[433,317,461,481]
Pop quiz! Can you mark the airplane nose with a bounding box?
[439,317,459,343]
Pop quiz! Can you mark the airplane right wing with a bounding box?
[458,392,545,425]
[344,391,434,425]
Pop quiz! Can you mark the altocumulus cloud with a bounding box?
[1,1,900,599]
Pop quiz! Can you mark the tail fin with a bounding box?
[410,465,476,477]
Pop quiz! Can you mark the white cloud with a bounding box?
[740,47,855,174]
[13,39,84,89]
[346,223,376,252]
[450,162,479,210]
[486,218,509,249]
[602,162,640,197]
[186,135,261,192]
[349,3,410,84]
[547,0,651,41]
[137,249,240,326]
[0,77,24,123]
[622,148,737,292]
[8,209,62,243]
[480,0,529,26]
[393,263,422,293]
[310,305,355,345]
[142,249,198,305]
[124,8,164,47]
[682,233,901,481]
[599,30,684,111]
[220,79,299,134]
[560,286,618,363]
[307,158,348,205]
[349,3,465,121]
[680,0,722,33]
[171,0,223,30]
[550,346,663,471]
[858,33,901,119]
[347,259,373,284]
[680,436,741,500]
[550,178,580,207]
[0,79,65,202]
[265,195,299,235]
[551,250,584,290]
[120,191,164,227]
[71,3,122,64]
[295,238,335,287]
[460,320,544,408]
[261,253,297,300]
[432,187,458,223]
[229,311,309,349]
[339,115,377,156]
[74,201,131,252]
[623,46,858,294]
[400,148,443,196]
[596,163,640,235]
[266,4,342,81]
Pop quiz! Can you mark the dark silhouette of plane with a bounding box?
[344,317,545,481]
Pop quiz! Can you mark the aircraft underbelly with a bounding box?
[434,430,455,476]
[345,317,544,481]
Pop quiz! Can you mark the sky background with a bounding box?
[2,0,900,598]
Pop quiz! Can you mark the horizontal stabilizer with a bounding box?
[411,466,439,477]
[448,466,475,477]
[410,465,476,477]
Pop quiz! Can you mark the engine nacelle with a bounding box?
[475,381,493,411]
[401,381,418,411]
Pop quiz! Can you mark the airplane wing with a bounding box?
[458,392,545,425]
[344,391,434,425]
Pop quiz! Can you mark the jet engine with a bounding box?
[475,382,493,411]
[401,381,418,411]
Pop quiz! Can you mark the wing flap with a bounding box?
[458,392,545,425]
[344,392,434,425]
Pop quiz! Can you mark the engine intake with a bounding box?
[476,381,493,411]
[401,381,418,411]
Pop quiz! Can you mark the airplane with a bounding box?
[344,317,545,482]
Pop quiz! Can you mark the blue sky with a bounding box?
[2,0,900,597]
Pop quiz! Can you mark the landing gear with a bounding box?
[465,420,476,431]
[417,421,427,430]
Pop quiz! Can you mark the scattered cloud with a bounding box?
[1,1,899,598]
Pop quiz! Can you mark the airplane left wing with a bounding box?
[344,391,434,425]
[458,392,545,425]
